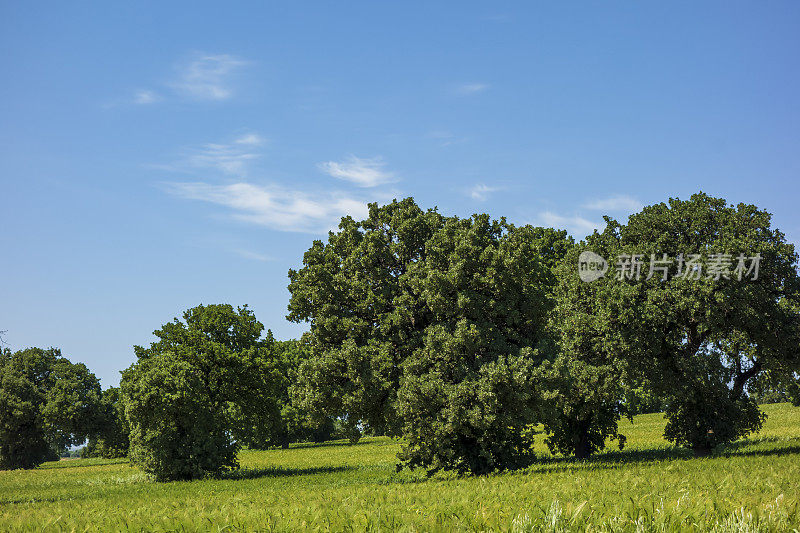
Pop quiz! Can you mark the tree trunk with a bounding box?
[693,445,712,458]
[575,422,591,460]
[279,425,290,449]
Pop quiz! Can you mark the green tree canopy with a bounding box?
[396,216,569,473]
[122,352,238,481]
[228,335,337,449]
[122,304,281,480]
[556,192,800,456]
[82,386,129,459]
[289,198,573,473]
[0,347,102,469]
[288,198,445,437]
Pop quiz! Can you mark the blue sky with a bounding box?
[1,2,799,387]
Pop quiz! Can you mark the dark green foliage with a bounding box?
[42,358,105,452]
[274,339,344,445]
[546,243,629,458]
[0,347,102,469]
[122,304,280,480]
[536,356,626,459]
[122,353,239,480]
[290,198,573,473]
[231,337,340,449]
[748,370,800,405]
[225,332,287,450]
[397,336,538,474]
[661,344,768,456]
[0,364,54,468]
[663,390,765,456]
[83,387,129,459]
[622,383,667,416]
[280,405,337,444]
[395,217,564,473]
[557,193,800,456]
[288,198,447,437]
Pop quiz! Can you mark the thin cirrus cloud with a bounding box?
[468,184,501,201]
[454,82,489,95]
[319,156,396,188]
[425,130,468,147]
[170,54,249,101]
[232,248,272,262]
[121,54,249,106]
[582,195,643,212]
[163,182,376,234]
[133,90,161,105]
[157,133,266,176]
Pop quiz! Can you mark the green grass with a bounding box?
[1,403,799,532]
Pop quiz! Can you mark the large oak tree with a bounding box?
[556,193,800,456]
[289,198,572,473]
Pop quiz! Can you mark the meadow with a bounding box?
[1,403,799,532]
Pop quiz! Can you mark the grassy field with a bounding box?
[1,404,799,532]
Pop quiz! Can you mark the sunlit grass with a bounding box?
[1,403,798,531]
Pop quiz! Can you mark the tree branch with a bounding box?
[732,359,762,397]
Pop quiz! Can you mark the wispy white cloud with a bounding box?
[133,90,161,105]
[583,195,643,212]
[454,83,489,95]
[163,182,378,233]
[158,133,266,176]
[468,184,500,201]
[171,54,248,101]
[534,211,601,238]
[110,52,249,107]
[232,248,272,262]
[102,89,162,108]
[232,133,264,146]
[425,130,468,147]
[319,156,396,188]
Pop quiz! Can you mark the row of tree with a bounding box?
[2,192,799,479]
[0,319,342,475]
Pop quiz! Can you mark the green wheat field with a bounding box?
[1,403,799,532]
